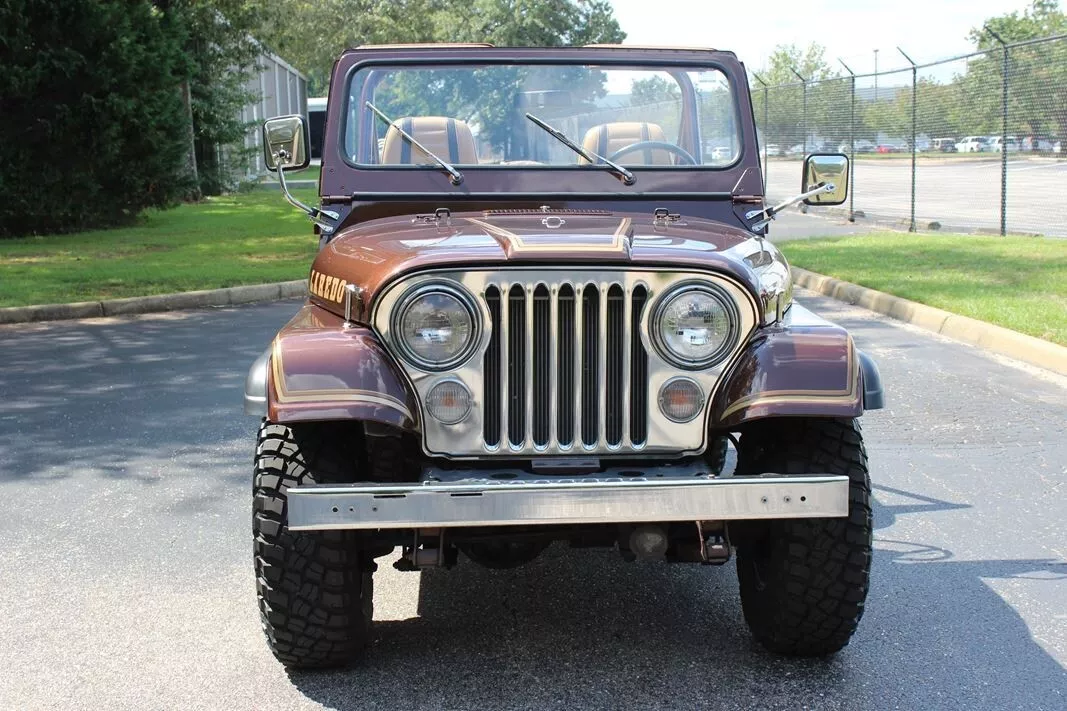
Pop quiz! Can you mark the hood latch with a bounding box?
[653,207,681,227]
[412,207,452,227]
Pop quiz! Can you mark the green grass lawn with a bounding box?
[4,201,1066,348]
[263,164,320,184]
[0,188,318,307]
[781,232,1067,345]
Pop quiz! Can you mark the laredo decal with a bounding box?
[308,269,348,303]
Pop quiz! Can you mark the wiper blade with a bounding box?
[525,113,635,186]
[365,101,464,185]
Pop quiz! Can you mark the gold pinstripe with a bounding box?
[270,340,412,417]
[719,338,860,420]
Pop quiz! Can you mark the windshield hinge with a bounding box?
[412,207,452,226]
[653,207,681,226]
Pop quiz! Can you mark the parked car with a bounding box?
[909,137,932,152]
[710,146,733,161]
[956,136,990,152]
[250,43,883,669]
[764,143,782,156]
[932,137,957,152]
[989,136,1019,153]
[1054,140,1063,154]
[786,143,806,155]
[1020,136,1055,152]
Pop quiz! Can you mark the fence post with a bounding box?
[986,26,1009,236]
[898,47,917,233]
[753,73,769,191]
[791,69,808,152]
[839,59,857,222]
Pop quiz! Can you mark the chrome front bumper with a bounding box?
[286,466,850,531]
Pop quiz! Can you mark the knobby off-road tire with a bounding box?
[253,421,374,669]
[735,417,872,657]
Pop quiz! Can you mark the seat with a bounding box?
[380,116,478,164]
[579,122,673,165]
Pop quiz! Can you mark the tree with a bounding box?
[258,0,625,95]
[255,0,624,160]
[257,0,440,95]
[630,76,680,106]
[0,0,193,237]
[968,0,1067,142]
[751,43,839,149]
[158,1,266,195]
[758,43,837,87]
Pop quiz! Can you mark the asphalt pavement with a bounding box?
[765,156,1067,236]
[1,295,1065,710]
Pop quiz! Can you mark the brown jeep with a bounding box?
[245,44,884,669]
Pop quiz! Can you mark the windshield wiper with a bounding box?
[525,113,635,186]
[365,101,464,185]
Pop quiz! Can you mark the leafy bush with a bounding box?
[0,0,193,237]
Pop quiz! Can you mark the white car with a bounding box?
[989,136,1019,153]
[710,146,733,161]
[956,136,990,153]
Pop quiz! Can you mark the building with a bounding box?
[240,51,308,176]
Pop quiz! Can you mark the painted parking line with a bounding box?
[1008,161,1067,172]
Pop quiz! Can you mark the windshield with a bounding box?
[342,63,739,169]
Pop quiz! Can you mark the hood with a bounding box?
[308,209,767,318]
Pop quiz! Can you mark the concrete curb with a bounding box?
[792,267,1067,376]
[0,280,307,325]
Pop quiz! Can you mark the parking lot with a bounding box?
[765,156,1067,236]
[1,294,1065,710]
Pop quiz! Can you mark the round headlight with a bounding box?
[651,284,738,369]
[394,285,477,370]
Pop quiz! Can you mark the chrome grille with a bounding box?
[483,280,650,452]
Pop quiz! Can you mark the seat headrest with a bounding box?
[381,117,478,164]
[580,122,672,165]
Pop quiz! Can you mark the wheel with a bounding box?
[705,435,729,475]
[253,421,374,669]
[734,418,872,657]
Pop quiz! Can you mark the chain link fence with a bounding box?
[755,34,1067,236]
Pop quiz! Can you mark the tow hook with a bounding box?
[696,520,731,565]
[393,529,457,570]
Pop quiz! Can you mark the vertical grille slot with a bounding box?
[630,286,649,445]
[483,286,501,447]
[581,285,599,447]
[532,285,551,446]
[606,285,625,446]
[556,285,575,446]
[508,285,526,447]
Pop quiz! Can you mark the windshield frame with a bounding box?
[321,47,762,199]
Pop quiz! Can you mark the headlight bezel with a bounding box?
[390,282,481,371]
[649,281,740,370]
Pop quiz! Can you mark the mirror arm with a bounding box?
[273,149,339,234]
[745,182,834,230]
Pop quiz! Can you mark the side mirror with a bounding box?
[263,115,310,172]
[801,153,849,205]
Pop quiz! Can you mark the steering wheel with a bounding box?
[607,141,698,166]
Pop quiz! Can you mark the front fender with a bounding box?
[711,303,884,428]
[243,304,418,431]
